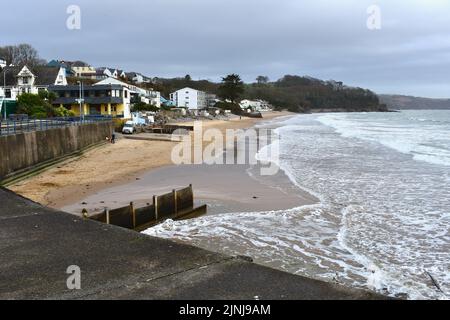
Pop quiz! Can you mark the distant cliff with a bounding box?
[379,95,450,110]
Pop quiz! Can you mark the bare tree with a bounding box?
[0,44,46,66]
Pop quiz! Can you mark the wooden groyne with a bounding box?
[88,185,207,231]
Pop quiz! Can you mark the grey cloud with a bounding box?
[1,0,449,97]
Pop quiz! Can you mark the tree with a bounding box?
[132,102,159,112]
[0,44,46,67]
[218,74,244,103]
[256,76,269,85]
[184,74,192,82]
[16,93,68,118]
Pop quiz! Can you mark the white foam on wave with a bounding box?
[144,112,450,300]
[317,112,450,167]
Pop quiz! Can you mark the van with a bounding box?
[122,121,135,134]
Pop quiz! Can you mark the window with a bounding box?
[5,89,11,98]
[22,77,29,84]
[124,90,128,98]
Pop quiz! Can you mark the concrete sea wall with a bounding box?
[0,122,113,179]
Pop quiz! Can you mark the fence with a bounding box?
[88,185,207,231]
[0,116,113,136]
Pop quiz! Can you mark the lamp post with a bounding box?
[76,80,84,121]
[2,68,6,121]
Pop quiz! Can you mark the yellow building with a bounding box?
[49,84,132,118]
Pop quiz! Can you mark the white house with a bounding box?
[126,72,152,84]
[0,65,67,101]
[94,77,161,110]
[240,99,273,112]
[0,59,6,69]
[170,87,207,110]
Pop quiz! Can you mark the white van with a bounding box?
[122,121,135,134]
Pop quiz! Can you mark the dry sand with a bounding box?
[8,111,294,209]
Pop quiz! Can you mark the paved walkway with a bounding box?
[0,187,388,300]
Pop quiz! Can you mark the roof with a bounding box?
[93,77,130,87]
[172,87,200,94]
[32,66,61,85]
[0,65,61,86]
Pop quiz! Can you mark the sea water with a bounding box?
[144,110,450,299]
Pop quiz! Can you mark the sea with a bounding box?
[144,110,450,300]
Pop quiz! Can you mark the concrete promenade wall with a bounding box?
[0,122,113,179]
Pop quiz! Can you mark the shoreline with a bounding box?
[8,111,298,210]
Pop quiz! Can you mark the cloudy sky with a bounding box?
[2,0,450,98]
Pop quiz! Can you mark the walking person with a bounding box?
[111,132,116,144]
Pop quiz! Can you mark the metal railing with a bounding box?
[0,116,113,136]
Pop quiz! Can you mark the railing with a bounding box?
[0,116,113,136]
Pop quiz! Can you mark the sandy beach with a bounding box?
[9,111,301,211]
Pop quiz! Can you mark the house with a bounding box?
[117,70,127,79]
[170,87,207,110]
[95,77,161,108]
[47,60,76,77]
[95,67,117,80]
[0,65,67,101]
[71,61,96,78]
[49,81,133,119]
[126,72,152,84]
[240,99,273,112]
[96,68,127,80]
[0,59,6,69]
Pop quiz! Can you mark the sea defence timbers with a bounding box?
[0,121,113,181]
[89,185,208,231]
[0,187,391,300]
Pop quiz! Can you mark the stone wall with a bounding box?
[0,122,113,179]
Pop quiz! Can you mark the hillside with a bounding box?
[153,75,388,113]
[245,75,387,113]
[379,95,450,110]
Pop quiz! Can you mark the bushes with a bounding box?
[132,102,159,112]
[17,93,73,118]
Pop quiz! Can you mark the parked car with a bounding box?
[122,121,135,134]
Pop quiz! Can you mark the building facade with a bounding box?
[0,65,67,101]
[170,87,207,110]
[49,84,132,118]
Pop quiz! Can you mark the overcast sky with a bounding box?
[1,0,450,98]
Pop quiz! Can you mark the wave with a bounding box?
[317,111,450,167]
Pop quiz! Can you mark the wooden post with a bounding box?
[105,208,110,225]
[173,189,178,215]
[153,195,158,220]
[130,202,136,229]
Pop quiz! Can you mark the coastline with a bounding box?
[8,111,299,210]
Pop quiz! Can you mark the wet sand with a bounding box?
[8,111,294,209]
[62,163,318,216]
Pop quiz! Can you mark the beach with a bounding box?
[8,111,296,210]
